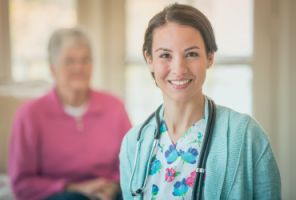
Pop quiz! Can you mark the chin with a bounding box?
[167,91,199,103]
[166,94,189,103]
[70,83,90,93]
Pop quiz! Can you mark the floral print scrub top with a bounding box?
[144,100,208,200]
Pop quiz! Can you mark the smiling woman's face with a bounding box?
[145,22,214,103]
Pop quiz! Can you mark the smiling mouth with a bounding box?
[169,79,192,86]
[169,79,192,87]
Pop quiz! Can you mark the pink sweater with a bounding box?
[8,89,131,200]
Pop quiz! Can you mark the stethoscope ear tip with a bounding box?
[132,189,143,196]
[136,189,143,194]
[132,189,143,197]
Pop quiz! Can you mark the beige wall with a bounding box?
[253,0,296,199]
[0,96,27,173]
[77,0,127,99]
[0,0,11,82]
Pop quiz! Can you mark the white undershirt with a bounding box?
[64,103,88,118]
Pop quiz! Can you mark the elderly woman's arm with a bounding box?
[8,103,66,200]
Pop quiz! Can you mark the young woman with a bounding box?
[119,4,281,200]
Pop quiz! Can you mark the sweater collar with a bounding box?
[47,88,103,116]
[141,96,210,140]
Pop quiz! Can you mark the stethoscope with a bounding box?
[129,98,216,200]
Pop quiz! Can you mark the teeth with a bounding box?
[171,80,190,86]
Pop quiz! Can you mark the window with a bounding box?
[126,0,253,124]
[193,0,253,114]
[10,0,77,82]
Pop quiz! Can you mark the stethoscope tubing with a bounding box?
[192,99,216,200]
[130,105,162,196]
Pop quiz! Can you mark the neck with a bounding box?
[56,87,89,107]
[163,94,205,142]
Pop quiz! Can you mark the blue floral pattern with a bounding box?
[164,144,179,164]
[159,121,167,134]
[172,178,189,197]
[151,184,159,200]
[149,156,162,175]
[180,147,198,164]
[144,116,207,200]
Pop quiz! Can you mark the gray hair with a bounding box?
[48,27,92,65]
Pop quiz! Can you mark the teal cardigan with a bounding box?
[119,105,281,199]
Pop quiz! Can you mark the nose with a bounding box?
[72,59,90,72]
[171,56,188,76]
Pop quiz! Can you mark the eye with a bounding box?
[159,53,171,59]
[185,51,199,58]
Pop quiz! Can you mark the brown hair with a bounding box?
[143,3,218,60]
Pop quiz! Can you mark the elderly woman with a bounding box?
[119,4,281,200]
[9,28,131,200]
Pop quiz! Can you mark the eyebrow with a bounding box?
[184,46,200,52]
[154,46,200,53]
[154,48,172,53]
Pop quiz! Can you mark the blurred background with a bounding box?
[0,0,295,199]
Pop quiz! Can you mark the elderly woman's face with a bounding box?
[51,44,92,94]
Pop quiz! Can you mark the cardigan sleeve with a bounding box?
[244,116,282,199]
[244,117,282,199]
[222,112,282,200]
[8,103,66,200]
[254,143,281,199]
[119,134,134,200]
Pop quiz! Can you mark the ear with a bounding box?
[144,51,154,71]
[207,53,215,68]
